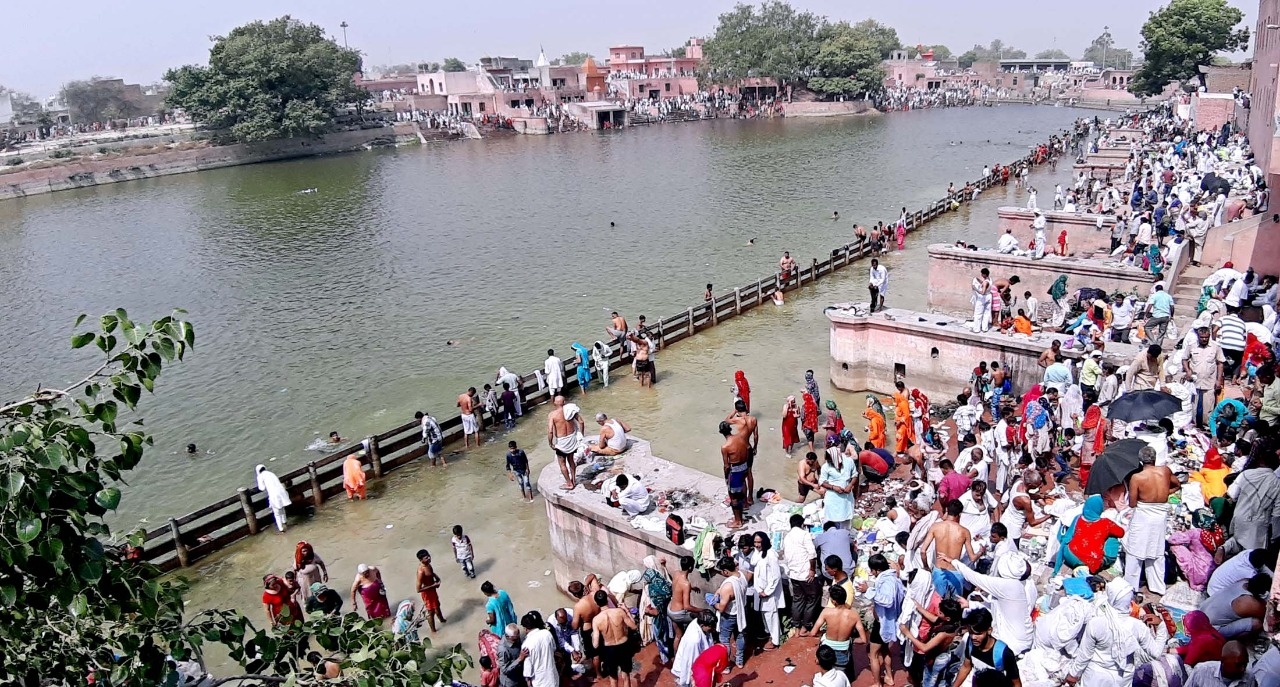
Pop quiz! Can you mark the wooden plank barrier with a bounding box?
[136,134,1083,571]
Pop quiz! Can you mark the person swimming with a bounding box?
[328,431,342,444]
[186,443,198,455]
[831,211,840,221]
[610,221,616,227]
[296,188,317,194]
[746,238,756,246]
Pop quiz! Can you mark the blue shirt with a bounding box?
[871,570,904,643]
[486,590,517,635]
[506,449,529,474]
[1148,291,1174,318]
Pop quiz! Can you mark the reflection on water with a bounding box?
[0,107,1088,525]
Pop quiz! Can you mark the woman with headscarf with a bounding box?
[863,396,887,449]
[1178,610,1226,667]
[393,599,420,643]
[734,371,751,412]
[801,393,820,452]
[822,400,844,446]
[343,450,367,501]
[900,597,964,687]
[1190,448,1231,500]
[910,389,930,445]
[570,342,592,393]
[255,465,291,533]
[952,551,1037,655]
[294,542,329,602]
[818,446,854,528]
[1168,510,1221,591]
[803,369,822,409]
[1065,578,1165,687]
[781,396,800,453]
[1078,401,1108,487]
[1048,275,1070,329]
[1146,243,1165,280]
[1054,495,1125,574]
[495,367,523,416]
[350,563,392,621]
[263,573,303,627]
[892,381,915,457]
[640,555,673,663]
[895,217,907,251]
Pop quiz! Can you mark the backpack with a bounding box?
[665,514,685,545]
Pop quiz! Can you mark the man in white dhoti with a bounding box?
[1065,578,1165,687]
[971,268,992,333]
[547,397,585,490]
[255,464,292,533]
[1122,447,1179,595]
[1032,211,1048,259]
[671,611,714,687]
[543,349,565,397]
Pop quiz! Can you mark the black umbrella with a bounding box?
[1085,438,1148,495]
[1105,390,1182,423]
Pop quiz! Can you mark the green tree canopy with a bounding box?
[59,78,142,124]
[558,51,594,65]
[1035,49,1072,60]
[843,19,901,59]
[442,57,467,72]
[1130,0,1248,94]
[808,22,887,97]
[910,44,952,61]
[957,39,1027,67]
[164,16,366,143]
[1081,28,1136,69]
[0,309,471,685]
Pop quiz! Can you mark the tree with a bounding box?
[701,1,824,84]
[418,62,442,73]
[1035,49,1072,60]
[1129,0,1249,95]
[808,22,886,97]
[844,19,901,59]
[1081,28,1136,69]
[0,309,472,685]
[164,16,366,143]
[59,78,141,124]
[369,63,418,77]
[442,57,467,72]
[956,39,1027,67]
[921,44,953,61]
[559,51,594,66]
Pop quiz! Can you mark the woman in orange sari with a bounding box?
[343,450,368,500]
[864,395,887,449]
[892,381,915,456]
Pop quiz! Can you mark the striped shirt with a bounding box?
[1218,314,1247,352]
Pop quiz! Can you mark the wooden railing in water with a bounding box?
[140,132,1085,572]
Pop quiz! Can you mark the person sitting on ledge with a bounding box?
[996,228,1020,254]
[607,474,650,516]
[587,413,632,457]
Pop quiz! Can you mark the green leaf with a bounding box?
[0,585,15,607]
[16,517,41,543]
[5,472,25,497]
[73,313,87,328]
[71,332,95,349]
[101,313,119,332]
[94,487,122,511]
[155,337,176,361]
[70,593,88,617]
[78,559,103,582]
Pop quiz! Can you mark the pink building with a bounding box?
[605,39,701,99]
[1249,0,1280,196]
[882,51,1000,91]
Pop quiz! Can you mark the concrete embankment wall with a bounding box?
[827,306,1139,402]
[997,206,1117,256]
[0,124,420,201]
[926,244,1153,318]
[785,101,875,117]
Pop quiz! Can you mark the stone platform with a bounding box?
[537,437,740,593]
[826,305,1140,401]
[997,206,1117,256]
[927,244,1153,319]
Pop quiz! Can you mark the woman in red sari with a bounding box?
[781,395,800,452]
[734,370,751,412]
[801,392,820,452]
[892,381,915,457]
[262,574,303,628]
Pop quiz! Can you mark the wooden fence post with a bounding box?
[687,307,695,335]
[734,287,742,315]
[237,487,259,535]
[657,320,665,344]
[710,299,718,325]
[169,518,190,568]
[811,258,818,281]
[366,437,383,478]
[308,462,324,507]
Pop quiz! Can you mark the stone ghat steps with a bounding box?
[1172,263,1218,331]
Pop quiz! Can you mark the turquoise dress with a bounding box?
[820,458,855,524]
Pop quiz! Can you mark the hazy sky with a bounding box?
[4,0,1257,97]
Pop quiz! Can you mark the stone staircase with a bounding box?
[1170,262,1215,333]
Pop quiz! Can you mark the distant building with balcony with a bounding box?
[883,50,1000,90]
[604,39,702,99]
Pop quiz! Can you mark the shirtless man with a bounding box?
[1123,446,1180,595]
[727,400,759,505]
[918,500,977,598]
[569,580,602,676]
[605,311,628,349]
[798,584,866,677]
[414,549,447,632]
[667,556,697,648]
[779,251,797,285]
[628,332,654,388]
[1038,339,1061,368]
[720,421,751,529]
[592,589,637,687]
[457,387,480,449]
[797,451,822,502]
[547,396,585,490]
